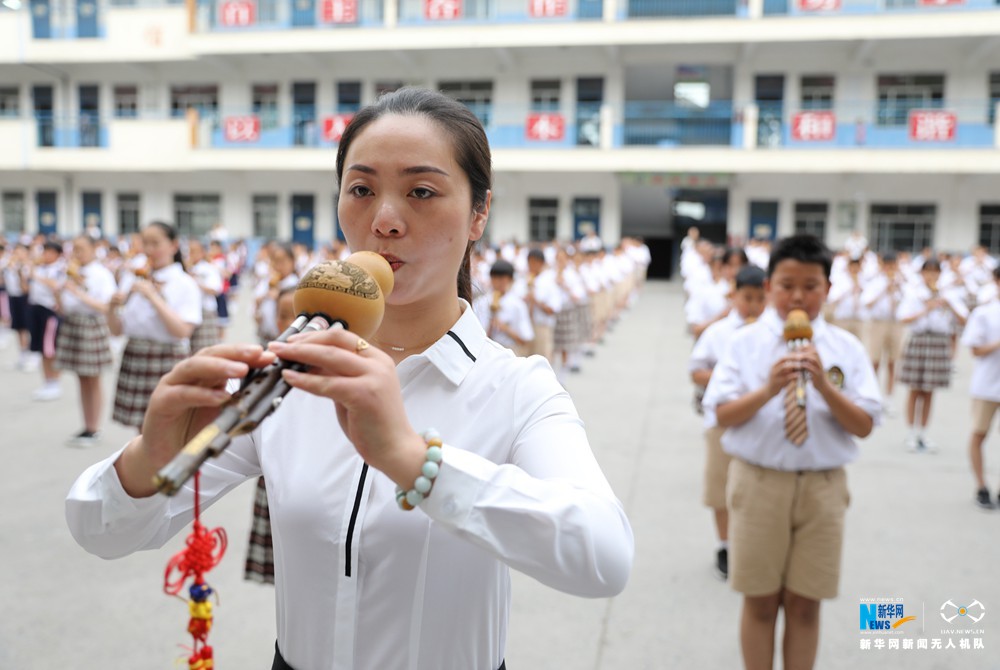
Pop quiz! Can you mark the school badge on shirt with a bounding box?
[826,366,845,390]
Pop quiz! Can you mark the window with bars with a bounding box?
[794,202,828,239]
[528,198,558,242]
[876,74,944,127]
[2,191,26,233]
[0,87,19,117]
[253,84,280,130]
[800,75,834,111]
[869,203,936,252]
[531,80,561,113]
[337,82,362,114]
[174,194,221,238]
[117,193,140,235]
[170,85,219,120]
[253,194,279,239]
[439,80,493,128]
[979,205,1000,255]
[989,73,1000,125]
[113,85,138,118]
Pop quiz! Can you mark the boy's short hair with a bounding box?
[921,257,942,272]
[735,265,766,289]
[526,248,545,263]
[880,251,898,264]
[767,235,833,280]
[43,240,63,255]
[489,259,515,278]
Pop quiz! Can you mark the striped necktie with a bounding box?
[784,380,808,447]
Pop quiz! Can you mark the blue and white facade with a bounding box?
[1,0,999,273]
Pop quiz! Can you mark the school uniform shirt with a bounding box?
[702,308,882,471]
[60,261,117,316]
[684,279,730,330]
[515,269,562,329]
[255,273,300,340]
[2,261,27,298]
[188,259,224,314]
[65,304,633,670]
[120,263,202,343]
[961,301,1000,402]
[896,282,969,335]
[861,273,904,321]
[688,310,749,428]
[473,290,534,351]
[28,261,65,310]
[828,275,867,321]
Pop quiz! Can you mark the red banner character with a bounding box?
[791,111,836,142]
[526,113,565,141]
[908,110,956,142]
[219,0,255,26]
[223,116,261,142]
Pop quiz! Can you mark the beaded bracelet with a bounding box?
[395,429,444,511]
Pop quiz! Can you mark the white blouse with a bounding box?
[120,263,202,343]
[66,304,633,670]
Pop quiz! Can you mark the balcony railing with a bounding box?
[30,114,108,147]
[8,100,999,151]
[8,0,999,39]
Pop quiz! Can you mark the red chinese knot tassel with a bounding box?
[163,471,227,669]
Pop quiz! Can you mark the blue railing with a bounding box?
[14,101,997,150]
[621,101,736,146]
[32,115,108,147]
[767,100,996,149]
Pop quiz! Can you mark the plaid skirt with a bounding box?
[189,310,221,354]
[112,338,188,428]
[244,477,275,584]
[55,313,113,377]
[898,331,952,391]
[555,303,590,349]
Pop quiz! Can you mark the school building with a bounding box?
[1,0,999,276]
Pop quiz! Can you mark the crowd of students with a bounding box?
[682,229,1000,670]
[0,227,245,445]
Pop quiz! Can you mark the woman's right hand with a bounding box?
[115,344,274,497]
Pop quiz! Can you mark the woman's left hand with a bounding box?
[269,328,426,486]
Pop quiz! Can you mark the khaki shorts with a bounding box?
[703,426,731,510]
[727,459,850,601]
[866,320,904,363]
[832,318,864,342]
[528,323,555,368]
[972,399,1000,435]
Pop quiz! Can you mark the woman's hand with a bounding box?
[116,344,273,497]
[269,328,427,489]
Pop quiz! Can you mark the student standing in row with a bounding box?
[861,252,905,409]
[703,234,881,670]
[28,241,66,401]
[107,221,202,430]
[688,265,767,581]
[519,247,561,369]
[961,266,1000,509]
[474,259,534,356]
[56,234,117,446]
[186,238,224,354]
[896,258,968,453]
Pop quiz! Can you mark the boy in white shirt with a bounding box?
[473,259,534,356]
[688,265,766,581]
[703,235,881,670]
[961,266,1000,509]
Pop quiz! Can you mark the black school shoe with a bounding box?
[975,488,995,510]
[715,548,728,580]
